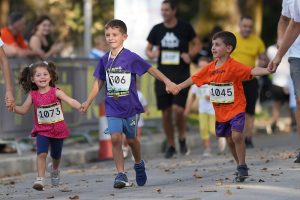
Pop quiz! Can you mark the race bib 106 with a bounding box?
[209,82,234,103]
[161,50,180,65]
[37,102,64,124]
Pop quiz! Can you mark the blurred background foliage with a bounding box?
[0,0,281,56]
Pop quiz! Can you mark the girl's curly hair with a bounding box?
[19,61,58,94]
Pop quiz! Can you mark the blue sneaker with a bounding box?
[134,160,147,186]
[113,173,129,189]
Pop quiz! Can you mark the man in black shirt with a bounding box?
[146,0,201,158]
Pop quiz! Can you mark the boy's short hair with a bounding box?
[105,19,127,34]
[212,31,237,52]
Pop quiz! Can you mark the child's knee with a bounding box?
[231,132,243,143]
[37,152,47,159]
[127,137,139,146]
[111,134,122,146]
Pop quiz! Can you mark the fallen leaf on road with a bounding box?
[95,179,104,182]
[260,168,268,171]
[60,188,72,192]
[236,186,243,189]
[225,190,232,196]
[271,173,280,176]
[155,188,162,193]
[193,174,203,179]
[265,159,270,163]
[46,196,55,199]
[69,195,80,200]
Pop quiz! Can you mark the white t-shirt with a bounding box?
[191,84,215,115]
[282,0,300,58]
[266,45,290,88]
[0,39,4,47]
[294,0,300,22]
[137,90,147,127]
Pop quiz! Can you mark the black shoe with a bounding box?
[245,137,254,149]
[294,152,300,163]
[235,164,249,182]
[179,138,190,155]
[164,146,176,159]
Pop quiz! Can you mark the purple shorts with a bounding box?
[216,112,245,137]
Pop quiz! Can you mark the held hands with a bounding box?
[267,56,281,73]
[5,91,15,112]
[80,101,90,113]
[165,81,181,95]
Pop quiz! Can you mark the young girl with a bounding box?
[184,57,226,157]
[10,61,81,191]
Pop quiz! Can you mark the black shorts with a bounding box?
[242,78,259,115]
[271,84,289,104]
[155,80,190,110]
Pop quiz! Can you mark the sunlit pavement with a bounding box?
[1,132,300,200]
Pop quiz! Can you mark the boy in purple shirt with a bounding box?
[81,19,178,189]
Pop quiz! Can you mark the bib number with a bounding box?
[37,103,64,124]
[209,83,234,103]
[161,50,180,65]
[106,71,131,96]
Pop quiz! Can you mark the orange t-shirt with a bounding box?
[0,26,28,49]
[191,57,252,122]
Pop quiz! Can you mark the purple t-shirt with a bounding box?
[93,48,151,118]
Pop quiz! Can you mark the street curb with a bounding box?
[0,133,200,178]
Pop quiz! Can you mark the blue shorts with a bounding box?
[215,112,245,137]
[36,134,64,160]
[105,115,139,139]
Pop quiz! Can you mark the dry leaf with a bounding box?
[202,188,217,192]
[225,190,232,196]
[193,174,203,179]
[60,188,72,192]
[155,188,162,193]
[46,196,55,199]
[69,195,80,200]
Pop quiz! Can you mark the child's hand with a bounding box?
[166,81,180,95]
[80,101,90,113]
[5,96,15,112]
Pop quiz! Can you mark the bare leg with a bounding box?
[232,131,246,165]
[244,113,254,138]
[162,107,175,147]
[37,153,47,177]
[271,101,281,126]
[173,105,186,140]
[111,133,124,172]
[226,137,238,164]
[127,137,141,164]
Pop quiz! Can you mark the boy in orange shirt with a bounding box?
[176,31,271,182]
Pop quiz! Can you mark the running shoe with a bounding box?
[179,138,190,155]
[33,177,44,191]
[113,173,129,189]
[165,146,176,158]
[134,160,147,186]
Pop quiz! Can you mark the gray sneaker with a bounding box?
[48,163,60,186]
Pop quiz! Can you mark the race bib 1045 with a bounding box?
[209,82,234,103]
[37,102,64,124]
